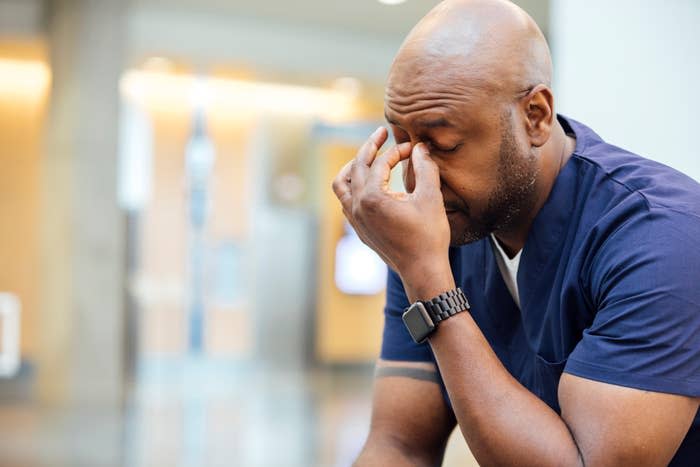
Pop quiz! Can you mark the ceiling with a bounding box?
[133,0,550,39]
[125,0,550,84]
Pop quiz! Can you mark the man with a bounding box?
[331,0,700,465]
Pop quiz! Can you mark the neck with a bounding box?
[493,121,576,257]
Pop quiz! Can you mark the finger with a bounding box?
[332,161,352,197]
[332,161,353,212]
[366,142,413,190]
[411,143,442,196]
[401,157,415,193]
[351,126,388,187]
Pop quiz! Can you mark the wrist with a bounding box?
[402,286,469,344]
[400,260,455,302]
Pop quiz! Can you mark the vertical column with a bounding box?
[38,0,127,407]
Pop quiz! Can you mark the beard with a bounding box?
[449,113,540,246]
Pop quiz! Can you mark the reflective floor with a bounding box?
[0,359,477,467]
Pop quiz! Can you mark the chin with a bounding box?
[450,231,488,247]
[448,217,489,246]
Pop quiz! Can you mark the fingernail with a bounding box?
[371,126,384,138]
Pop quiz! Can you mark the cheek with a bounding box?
[440,166,497,208]
[445,142,502,197]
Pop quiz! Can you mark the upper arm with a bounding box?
[560,209,700,464]
[559,372,699,466]
[356,359,456,466]
[570,208,700,391]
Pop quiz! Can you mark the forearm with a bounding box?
[430,311,583,466]
[405,272,583,467]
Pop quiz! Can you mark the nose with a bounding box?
[401,150,445,195]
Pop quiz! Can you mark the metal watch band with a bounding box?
[422,288,470,324]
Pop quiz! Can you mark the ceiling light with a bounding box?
[120,70,359,120]
[0,58,51,101]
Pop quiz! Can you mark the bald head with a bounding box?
[383,1,572,249]
[388,0,551,100]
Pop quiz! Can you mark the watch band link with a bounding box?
[422,288,470,324]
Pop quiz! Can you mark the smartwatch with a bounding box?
[402,288,470,344]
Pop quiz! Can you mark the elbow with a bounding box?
[355,433,445,467]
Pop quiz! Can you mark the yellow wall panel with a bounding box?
[0,41,49,360]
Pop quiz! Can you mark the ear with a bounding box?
[521,84,554,148]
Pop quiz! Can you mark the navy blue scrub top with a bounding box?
[381,115,700,466]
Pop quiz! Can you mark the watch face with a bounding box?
[402,302,435,344]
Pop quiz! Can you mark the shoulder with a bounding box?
[586,206,700,289]
[567,116,700,217]
[559,119,700,303]
[563,116,700,254]
[576,153,700,283]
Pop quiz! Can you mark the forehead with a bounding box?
[384,84,485,131]
[384,60,496,129]
[384,110,454,134]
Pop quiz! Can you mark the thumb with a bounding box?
[412,143,441,195]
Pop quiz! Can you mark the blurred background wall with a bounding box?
[551,0,700,181]
[0,1,696,466]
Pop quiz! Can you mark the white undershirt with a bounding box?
[490,234,522,308]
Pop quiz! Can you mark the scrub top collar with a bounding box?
[515,114,594,311]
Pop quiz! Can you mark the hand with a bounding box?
[331,127,455,299]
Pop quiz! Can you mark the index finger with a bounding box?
[351,126,389,187]
[366,142,413,190]
[332,161,353,211]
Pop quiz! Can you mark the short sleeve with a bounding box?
[565,208,700,396]
[379,268,435,362]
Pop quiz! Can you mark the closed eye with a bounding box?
[429,142,462,154]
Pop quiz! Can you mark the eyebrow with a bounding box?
[384,112,454,129]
